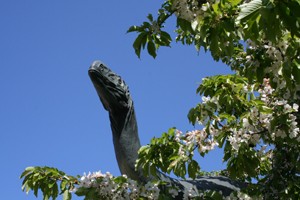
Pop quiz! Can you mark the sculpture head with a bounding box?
[89,60,143,181]
[88,60,132,112]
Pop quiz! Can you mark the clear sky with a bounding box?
[0,1,232,199]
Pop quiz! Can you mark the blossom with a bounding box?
[293,103,299,112]
[283,104,292,113]
[242,118,250,128]
[175,129,182,142]
[76,171,162,199]
[228,133,240,151]
[202,96,211,103]
[172,0,204,21]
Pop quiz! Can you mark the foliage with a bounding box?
[137,128,201,179]
[127,4,173,59]
[21,0,300,199]
[20,166,78,200]
[126,0,300,199]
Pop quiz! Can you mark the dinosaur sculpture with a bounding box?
[88,60,244,198]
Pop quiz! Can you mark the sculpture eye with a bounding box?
[118,79,122,85]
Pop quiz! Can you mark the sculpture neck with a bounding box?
[110,106,149,182]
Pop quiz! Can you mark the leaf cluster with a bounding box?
[136,128,200,179]
[20,166,78,200]
[127,2,173,58]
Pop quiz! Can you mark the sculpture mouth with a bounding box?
[88,60,130,111]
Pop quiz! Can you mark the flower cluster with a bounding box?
[226,107,266,152]
[227,78,300,152]
[78,171,249,200]
[175,128,219,154]
[172,0,215,21]
[76,171,160,200]
[258,78,300,142]
[245,39,300,100]
[198,95,220,125]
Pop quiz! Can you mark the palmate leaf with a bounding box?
[236,0,262,22]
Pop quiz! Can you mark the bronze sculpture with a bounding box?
[88,60,244,198]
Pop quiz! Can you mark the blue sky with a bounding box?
[0,1,232,199]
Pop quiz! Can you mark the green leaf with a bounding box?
[236,0,262,22]
[127,25,139,33]
[259,105,272,114]
[33,183,39,197]
[63,190,72,200]
[133,32,148,58]
[177,18,192,32]
[20,166,35,179]
[278,1,300,37]
[210,30,220,59]
[43,194,50,200]
[168,157,180,170]
[228,0,242,7]
[212,2,221,14]
[74,187,86,196]
[48,181,56,189]
[114,175,127,183]
[160,31,172,46]
[188,160,200,179]
[150,163,158,177]
[256,65,264,83]
[292,61,300,84]
[147,40,157,58]
[60,180,67,191]
[147,14,154,22]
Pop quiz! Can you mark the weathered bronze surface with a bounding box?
[89,60,244,198]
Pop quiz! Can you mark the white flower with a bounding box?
[201,2,210,11]
[278,41,288,52]
[92,171,104,178]
[228,134,239,151]
[275,129,286,138]
[172,0,203,21]
[202,96,210,103]
[293,103,299,111]
[251,107,259,117]
[178,145,186,156]
[242,118,250,128]
[283,104,292,113]
[275,100,287,105]
[289,128,299,138]
[175,129,182,142]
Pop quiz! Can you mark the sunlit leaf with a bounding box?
[236,0,262,22]
[228,0,242,7]
[63,190,72,200]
